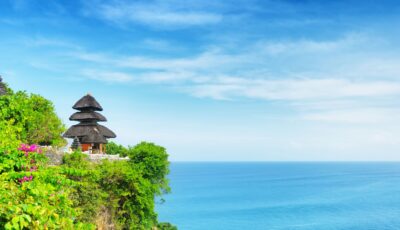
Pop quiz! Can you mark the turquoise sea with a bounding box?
[156,162,400,230]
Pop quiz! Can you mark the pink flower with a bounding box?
[30,166,38,172]
[29,145,38,152]
[18,175,33,184]
[18,144,42,154]
[18,144,28,152]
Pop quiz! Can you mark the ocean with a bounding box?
[156,162,400,230]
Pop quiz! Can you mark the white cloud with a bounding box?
[303,108,400,124]
[117,51,242,70]
[81,69,133,83]
[186,78,400,102]
[24,37,80,49]
[259,33,366,55]
[63,33,400,126]
[87,1,222,28]
[142,39,175,51]
[69,51,109,63]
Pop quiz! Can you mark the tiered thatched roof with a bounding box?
[63,94,116,144]
[69,111,107,122]
[73,94,103,111]
[64,124,116,138]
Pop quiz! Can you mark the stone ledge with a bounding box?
[84,153,129,162]
[44,147,129,165]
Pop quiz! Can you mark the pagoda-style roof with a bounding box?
[63,124,116,140]
[69,111,107,122]
[73,94,103,111]
[64,93,116,146]
[81,132,107,144]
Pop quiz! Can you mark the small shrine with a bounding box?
[63,94,116,153]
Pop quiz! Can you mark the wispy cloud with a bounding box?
[81,69,133,83]
[84,0,222,28]
[303,108,400,124]
[24,36,81,49]
[186,78,400,101]
[25,31,400,126]
[142,39,175,51]
[68,33,400,93]
[258,33,366,55]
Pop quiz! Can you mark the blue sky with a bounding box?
[1,0,400,161]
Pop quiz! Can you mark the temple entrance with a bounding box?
[91,143,105,154]
[81,143,105,154]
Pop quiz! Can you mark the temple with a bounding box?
[63,94,116,153]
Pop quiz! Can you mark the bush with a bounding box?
[0,143,176,229]
[0,91,66,148]
[0,145,91,229]
[129,142,170,195]
[157,222,178,230]
[61,143,174,229]
[62,151,106,224]
[105,141,129,157]
[99,160,157,229]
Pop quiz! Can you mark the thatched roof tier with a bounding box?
[73,94,103,111]
[97,125,117,138]
[81,132,108,144]
[63,124,116,139]
[69,111,107,122]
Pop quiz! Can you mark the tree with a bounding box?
[105,141,129,156]
[0,90,66,148]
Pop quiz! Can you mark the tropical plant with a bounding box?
[105,141,129,157]
[0,144,92,229]
[0,90,66,149]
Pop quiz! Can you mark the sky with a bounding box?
[1,0,400,161]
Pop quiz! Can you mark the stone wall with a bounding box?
[44,146,128,165]
[44,147,65,166]
[85,153,129,163]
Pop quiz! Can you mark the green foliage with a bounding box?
[60,144,174,229]
[106,141,171,194]
[0,145,92,229]
[157,222,178,230]
[0,173,77,229]
[62,150,90,169]
[99,160,157,229]
[105,141,129,157]
[0,122,21,155]
[0,143,175,229]
[129,142,171,195]
[62,152,107,224]
[25,94,66,147]
[0,90,66,149]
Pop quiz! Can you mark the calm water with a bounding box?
[156,162,400,230]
